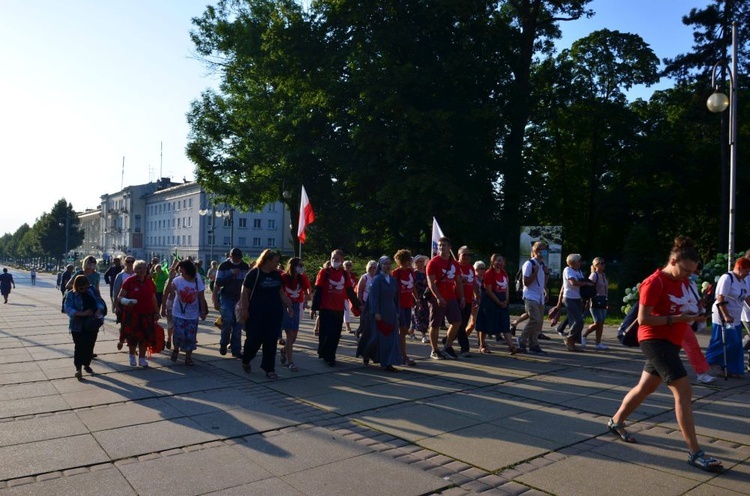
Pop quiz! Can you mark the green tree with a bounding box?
[32,200,84,258]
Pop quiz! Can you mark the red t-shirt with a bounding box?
[638,269,691,346]
[426,256,460,301]
[315,267,352,311]
[121,275,157,314]
[392,267,416,309]
[281,273,311,304]
[484,268,509,295]
[457,264,476,302]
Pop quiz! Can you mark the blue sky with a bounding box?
[0,0,711,235]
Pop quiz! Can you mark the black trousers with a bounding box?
[242,311,282,373]
[72,330,98,370]
[318,309,344,363]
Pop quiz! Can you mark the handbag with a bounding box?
[547,306,561,326]
[579,279,596,301]
[376,320,394,336]
[592,295,608,309]
[236,268,259,323]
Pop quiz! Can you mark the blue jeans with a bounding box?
[220,297,243,357]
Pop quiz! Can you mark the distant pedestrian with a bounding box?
[104,257,123,306]
[280,257,311,373]
[207,260,218,292]
[518,241,549,355]
[392,249,418,366]
[66,256,101,296]
[425,237,465,360]
[582,257,609,350]
[30,268,36,286]
[342,261,358,334]
[0,268,16,303]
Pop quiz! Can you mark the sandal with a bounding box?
[185,357,195,366]
[607,418,637,443]
[170,350,179,362]
[280,348,287,365]
[287,362,298,372]
[480,347,491,354]
[687,450,723,472]
[266,371,279,380]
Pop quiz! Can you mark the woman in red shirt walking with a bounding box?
[608,237,722,472]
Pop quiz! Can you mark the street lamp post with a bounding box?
[707,21,738,271]
[217,206,234,251]
[198,204,215,263]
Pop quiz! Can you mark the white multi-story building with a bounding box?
[99,178,177,261]
[77,208,103,258]
[82,180,292,265]
[145,182,292,265]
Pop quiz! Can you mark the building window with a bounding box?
[252,237,261,247]
[267,219,276,230]
[268,203,277,212]
[188,199,192,208]
[238,218,247,228]
[223,236,230,246]
[253,219,261,229]
[267,238,276,247]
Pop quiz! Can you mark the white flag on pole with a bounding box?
[431,217,445,257]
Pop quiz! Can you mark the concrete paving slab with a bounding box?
[0,411,89,447]
[655,406,750,445]
[0,381,59,401]
[0,394,70,420]
[94,416,219,459]
[299,385,412,415]
[417,422,559,472]
[75,398,186,432]
[0,435,110,481]
[260,374,355,399]
[189,405,299,437]
[517,451,698,496]
[205,477,306,495]
[59,379,159,409]
[421,389,542,422]
[352,402,482,442]
[117,445,273,496]
[0,466,136,496]
[282,451,450,496]
[501,406,604,445]
[230,426,372,476]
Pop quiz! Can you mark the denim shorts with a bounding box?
[641,339,687,384]
[590,308,607,323]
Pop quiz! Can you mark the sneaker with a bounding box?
[528,346,548,355]
[129,355,137,366]
[421,336,429,344]
[84,366,94,374]
[430,350,446,360]
[409,333,415,341]
[538,333,551,340]
[443,346,458,359]
[697,373,717,384]
[581,336,587,348]
[556,328,567,337]
[219,344,227,356]
[75,370,82,380]
[460,350,472,358]
[595,343,609,351]
[138,357,149,368]
[165,339,172,350]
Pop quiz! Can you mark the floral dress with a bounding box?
[410,270,429,333]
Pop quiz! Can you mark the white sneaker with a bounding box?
[581,336,587,348]
[421,336,429,344]
[697,373,717,384]
[595,343,609,351]
[129,355,137,367]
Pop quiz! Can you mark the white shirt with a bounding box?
[712,272,747,324]
[522,259,545,304]
[562,267,584,299]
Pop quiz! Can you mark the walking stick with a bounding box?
[716,301,729,381]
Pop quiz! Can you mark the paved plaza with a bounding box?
[0,271,748,495]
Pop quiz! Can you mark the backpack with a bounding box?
[514,267,524,295]
[702,272,734,317]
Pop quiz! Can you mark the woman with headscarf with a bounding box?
[117,260,160,368]
[357,256,402,371]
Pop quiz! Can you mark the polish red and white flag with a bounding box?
[297,186,315,244]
